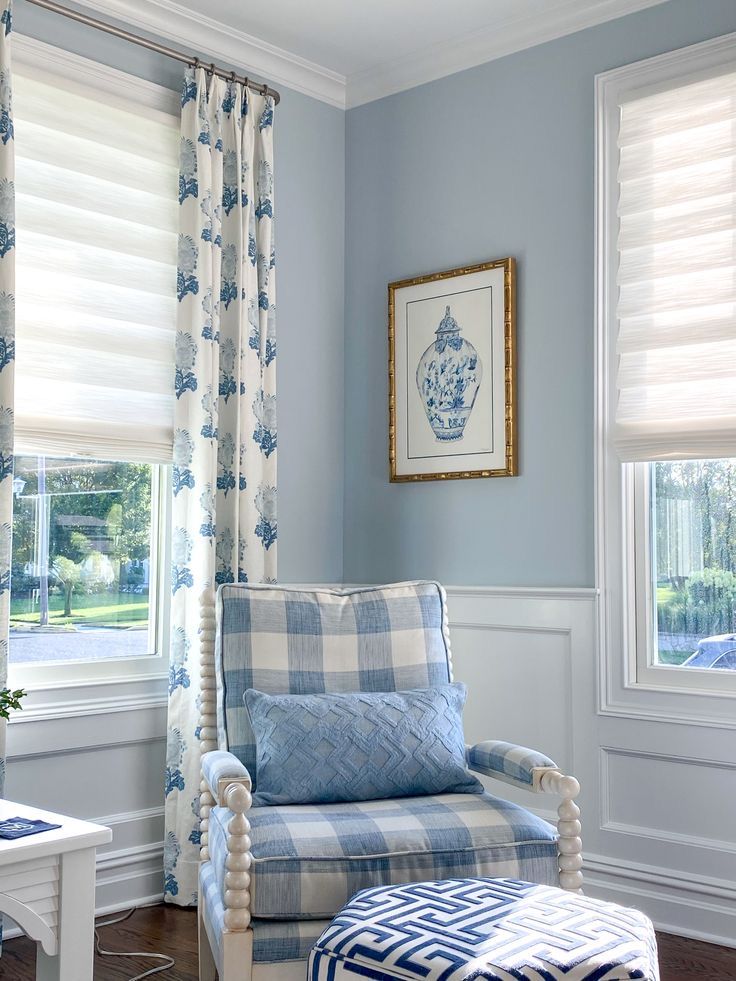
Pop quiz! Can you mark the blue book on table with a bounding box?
[0,817,61,839]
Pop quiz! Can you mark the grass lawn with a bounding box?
[656,585,677,605]
[10,592,149,628]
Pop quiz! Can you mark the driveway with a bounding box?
[9,626,149,663]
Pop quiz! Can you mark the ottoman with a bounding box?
[308,878,659,980]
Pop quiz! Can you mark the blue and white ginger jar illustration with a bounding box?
[416,305,482,441]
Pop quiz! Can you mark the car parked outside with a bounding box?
[683,634,736,670]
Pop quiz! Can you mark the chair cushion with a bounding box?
[216,581,452,786]
[308,878,660,980]
[208,791,558,920]
[245,683,483,805]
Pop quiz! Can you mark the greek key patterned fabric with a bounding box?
[217,582,452,781]
[0,0,13,808]
[308,878,660,981]
[165,66,277,906]
[199,861,330,968]
[208,793,558,920]
[467,740,557,787]
[245,684,483,805]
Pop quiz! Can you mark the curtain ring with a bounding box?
[230,70,236,83]
[193,57,201,69]
[261,82,269,97]
[208,62,216,76]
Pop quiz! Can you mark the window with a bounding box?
[597,34,736,702]
[8,37,179,678]
[10,456,169,665]
[635,459,736,678]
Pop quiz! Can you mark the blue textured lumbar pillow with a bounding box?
[243,683,483,806]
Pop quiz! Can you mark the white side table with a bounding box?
[0,799,111,980]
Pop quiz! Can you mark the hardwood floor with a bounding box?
[3,904,736,979]
[656,931,736,981]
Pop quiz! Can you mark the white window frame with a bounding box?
[11,463,172,690]
[7,35,178,694]
[595,31,736,725]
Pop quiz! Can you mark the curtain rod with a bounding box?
[22,0,281,104]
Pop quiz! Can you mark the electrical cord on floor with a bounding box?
[94,906,176,981]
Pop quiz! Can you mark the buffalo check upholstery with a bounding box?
[200,862,330,965]
[200,749,251,803]
[216,581,452,783]
[202,582,566,970]
[467,740,557,787]
[308,878,660,980]
[207,792,558,920]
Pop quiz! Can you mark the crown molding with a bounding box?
[62,0,347,108]
[38,0,670,111]
[345,0,669,108]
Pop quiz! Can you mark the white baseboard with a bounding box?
[95,842,165,912]
[585,853,736,949]
[2,847,165,941]
[5,583,735,958]
[2,811,166,942]
[7,845,734,952]
[3,860,165,942]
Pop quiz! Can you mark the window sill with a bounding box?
[7,669,169,728]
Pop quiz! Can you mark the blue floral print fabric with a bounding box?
[165,67,276,906]
[0,0,13,804]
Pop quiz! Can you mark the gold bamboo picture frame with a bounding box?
[388,257,517,482]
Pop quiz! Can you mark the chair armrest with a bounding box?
[202,750,252,805]
[199,754,255,930]
[213,784,254,932]
[467,740,560,791]
[468,740,583,892]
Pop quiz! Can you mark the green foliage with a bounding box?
[51,556,82,585]
[656,459,736,574]
[125,564,145,586]
[51,556,83,617]
[655,460,736,643]
[658,567,736,636]
[68,530,90,562]
[10,459,153,617]
[80,550,115,590]
[0,687,26,720]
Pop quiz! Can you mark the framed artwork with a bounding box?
[388,257,517,482]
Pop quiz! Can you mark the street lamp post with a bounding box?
[37,456,49,627]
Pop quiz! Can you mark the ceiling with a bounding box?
[174,0,555,77]
[84,0,671,107]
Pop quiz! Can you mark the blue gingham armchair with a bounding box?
[197,582,582,981]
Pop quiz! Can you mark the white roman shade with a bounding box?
[614,68,736,462]
[12,51,179,464]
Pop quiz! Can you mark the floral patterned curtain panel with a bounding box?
[165,67,277,904]
[0,0,14,803]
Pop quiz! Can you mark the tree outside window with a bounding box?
[9,456,154,664]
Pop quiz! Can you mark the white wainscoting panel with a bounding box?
[4,676,168,921]
[4,586,736,947]
[455,624,573,776]
[602,748,736,855]
[444,585,736,948]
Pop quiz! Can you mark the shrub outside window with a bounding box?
[10,456,165,665]
[649,459,736,673]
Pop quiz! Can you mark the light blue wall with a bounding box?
[14,2,346,584]
[14,0,736,589]
[343,0,736,588]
